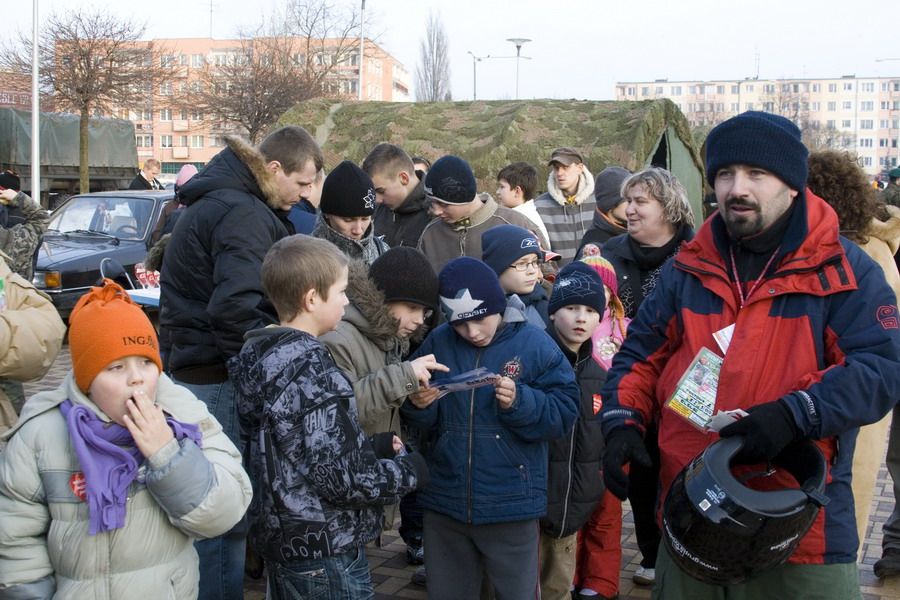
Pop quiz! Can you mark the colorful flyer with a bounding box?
[430,367,500,399]
[665,347,723,430]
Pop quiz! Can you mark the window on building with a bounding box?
[180,108,188,120]
[863,156,873,167]
[731,102,739,112]
[178,135,188,147]
[135,135,152,148]
[860,138,873,147]
[844,82,854,91]
[861,119,874,129]
[627,87,635,96]
[764,84,775,93]
[160,55,175,68]
[811,102,820,111]
[763,102,774,112]
[746,102,754,110]
[688,85,696,94]
[161,135,173,148]
[843,101,852,110]
[190,81,203,93]
[191,110,203,120]
[811,83,820,92]
[842,120,852,128]
[641,86,649,97]
[862,82,875,92]
[862,101,874,111]
[883,101,891,110]
[717,85,725,94]
[160,108,172,121]
[192,54,205,68]
[894,82,900,92]
[827,119,836,128]
[827,101,836,111]
[746,84,754,92]
[655,86,663,95]
[179,54,188,66]
[828,83,837,92]
[782,83,791,92]
[731,84,739,94]
[191,135,204,148]
[882,119,891,129]
[883,82,891,92]
[159,82,173,96]
[140,108,152,120]
[210,135,225,147]
[671,86,682,95]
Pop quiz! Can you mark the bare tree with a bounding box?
[0,10,173,192]
[183,1,363,143]
[415,11,451,102]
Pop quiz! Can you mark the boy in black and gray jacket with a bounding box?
[228,235,428,598]
[541,261,617,600]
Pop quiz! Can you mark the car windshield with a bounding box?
[49,196,155,241]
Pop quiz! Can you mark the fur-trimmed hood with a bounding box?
[544,165,595,207]
[177,135,282,210]
[867,206,900,255]
[342,260,420,352]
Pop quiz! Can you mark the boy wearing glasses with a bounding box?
[483,224,551,329]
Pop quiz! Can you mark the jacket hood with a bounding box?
[5,372,208,441]
[395,177,428,215]
[178,136,282,210]
[867,206,900,255]
[343,260,416,352]
[545,165,595,207]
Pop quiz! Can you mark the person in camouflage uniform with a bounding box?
[0,172,49,280]
[881,167,900,208]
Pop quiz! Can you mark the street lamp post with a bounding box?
[467,51,489,101]
[358,0,365,101]
[506,38,531,100]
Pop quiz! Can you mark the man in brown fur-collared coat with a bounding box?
[158,127,324,600]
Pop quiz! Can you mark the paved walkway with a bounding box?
[23,347,900,599]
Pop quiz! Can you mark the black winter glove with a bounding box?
[602,427,652,501]
[719,399,800,464]
[400,452,431,490]
[370,432,397,460]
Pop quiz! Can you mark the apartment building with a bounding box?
[120,37,410,173]
[615,76,900,176]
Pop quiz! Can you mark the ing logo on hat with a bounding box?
[520,237,539,250]
[440,288,487,321]
[364,188,376,210]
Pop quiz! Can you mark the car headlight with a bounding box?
[32,271,62,290]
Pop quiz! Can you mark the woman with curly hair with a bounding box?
[808,149,900,577]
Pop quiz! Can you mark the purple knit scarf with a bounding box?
[60,399,203,535]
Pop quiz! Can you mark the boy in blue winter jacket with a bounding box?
[482,224,552,329]
[401,256,579,600]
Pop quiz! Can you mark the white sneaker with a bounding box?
[633,566,655,586]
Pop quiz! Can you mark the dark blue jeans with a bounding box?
[173,377,247,600]
[267,546,374,600]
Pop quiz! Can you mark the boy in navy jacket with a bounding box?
[401,256,578,600]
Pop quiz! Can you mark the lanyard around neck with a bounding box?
[728,244,781,309]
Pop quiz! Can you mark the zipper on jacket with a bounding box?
[466,350,481,523]
[558,423,577,538]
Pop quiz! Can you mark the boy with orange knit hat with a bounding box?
[0,280,251,599]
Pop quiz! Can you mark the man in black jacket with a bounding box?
[363,142,431,248]
[159,125,324,600]
[128,158,164,190]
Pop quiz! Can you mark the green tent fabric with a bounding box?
[278,98,706,220]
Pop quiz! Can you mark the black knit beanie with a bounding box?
[369,247,439,311]
[424,155,477,204]
[594,166,631,213]
[320,160,377,217]
[705,111,808,192]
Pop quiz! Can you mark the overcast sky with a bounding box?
[4,0,900,101]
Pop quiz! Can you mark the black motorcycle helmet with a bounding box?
[662,436,829,585]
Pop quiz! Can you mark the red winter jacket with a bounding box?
[601,191,900,565]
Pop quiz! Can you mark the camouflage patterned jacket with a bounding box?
[228,326,426,563]
[881,183,900,208]
[0,192,49,280]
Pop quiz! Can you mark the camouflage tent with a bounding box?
[278,98,706,220]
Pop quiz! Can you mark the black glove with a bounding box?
[719,399,800,464]
[400,452,431,489]
[602,427,652,501]
[370,432,397,459]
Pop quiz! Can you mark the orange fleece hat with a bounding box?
[69,279,162,393]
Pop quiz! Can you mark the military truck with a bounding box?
[0,108,138,208]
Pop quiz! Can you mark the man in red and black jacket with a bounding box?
[600,111,900,598]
